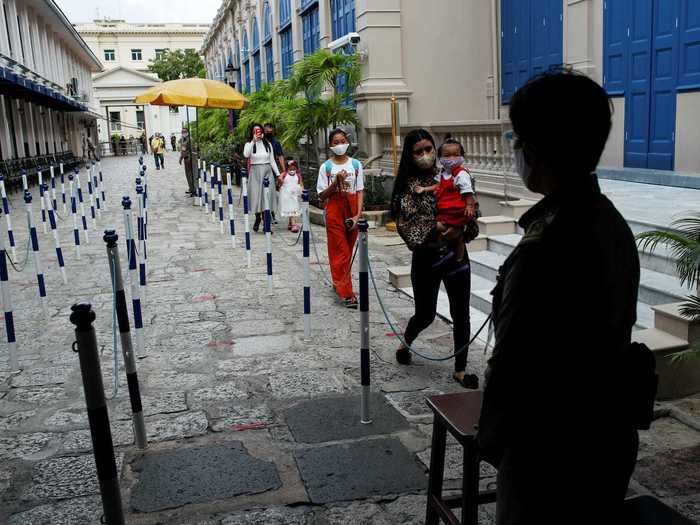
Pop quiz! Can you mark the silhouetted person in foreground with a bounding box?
[478,70,641,524]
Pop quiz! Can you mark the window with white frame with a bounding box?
[109,111,121,131]
[131,49,142,61]
[155,48,167,60]
[104,49,115,61]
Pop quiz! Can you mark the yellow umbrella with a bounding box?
[134,77,248,109]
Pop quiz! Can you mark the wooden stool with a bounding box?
[425,391,496,525]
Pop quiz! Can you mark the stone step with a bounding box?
[387,266,411,289]
[632,328,698,400]
[468,234,488,252]
[476,215,517,236]
[653,302,700,342]
[499,199,535,220]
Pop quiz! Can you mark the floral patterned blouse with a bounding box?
[393,171,439,252]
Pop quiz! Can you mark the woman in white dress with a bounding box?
[278,158,303,232]
[243,123,281,232]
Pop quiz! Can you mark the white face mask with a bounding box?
[331,143,349,156]
[415,153,435,170]
[514,149,532,188]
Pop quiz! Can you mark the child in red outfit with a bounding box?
[415,139,477,266]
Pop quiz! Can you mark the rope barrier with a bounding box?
[6,236,31,273]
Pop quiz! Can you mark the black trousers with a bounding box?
[403,246,471,372]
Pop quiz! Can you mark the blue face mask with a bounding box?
[439,156,465,171]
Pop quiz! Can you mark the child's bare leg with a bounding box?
[436,221,448,234]
[453,237,465,262]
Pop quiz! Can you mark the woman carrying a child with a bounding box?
[390,129,479,389]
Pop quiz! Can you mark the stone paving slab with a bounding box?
[285,393,409,444]
[129,442,282,512]
[8,495,103,525]
[634,444,700,498]
[294,437,426,504]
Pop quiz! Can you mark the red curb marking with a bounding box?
[192,268,210,272]
[230,422,267,431]
[207,340,235,348]
[193,293,217,302]
[385,332,397,337]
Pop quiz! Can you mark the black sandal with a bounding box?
[396,346,412,365]
[453,372,479,390]
[342,297,359,309]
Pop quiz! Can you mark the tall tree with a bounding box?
[148,49,206,81]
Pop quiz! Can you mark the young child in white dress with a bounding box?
[278,158,304,232]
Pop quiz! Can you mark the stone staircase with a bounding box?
[388,200,700,400]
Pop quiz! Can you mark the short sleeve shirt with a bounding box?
[316,158,365,194]
[435,168,474,194]
[270,137,284,159]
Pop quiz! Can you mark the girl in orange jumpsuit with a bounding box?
[316,129,364,309]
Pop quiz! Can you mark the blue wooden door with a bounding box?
[648,0,679,169]
[624,0,654,168]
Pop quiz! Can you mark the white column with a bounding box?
[35,105,47,155]
[0,96,13,158]
[46,108,56,154]
[11,100,25,157]
[25,102,37,156]
[18,6,34,71]
[291,0,302,61]
[318,0,331,49]
[5,0,22,64]
[29,14,45,78]
[0,0,10,57]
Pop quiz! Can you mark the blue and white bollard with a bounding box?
[210,163,216,222]
[21,169,28,191]
[142,165,148,230]
[24,191,48,318]
[198,159,204,207]
[136,185,147,296]
[217,165,224,235]
[358,219,371,424]
[302,190,311,340]
[0,175,16,261]
[98,159,106,211]
[263,177,273,293]
[0,208,19,373]
[86,166,97,230]
[42,183,67,285]
[74,169,89,243]
[202,160,209,215]
[92,162,102,219]
[49,163,58,212]
[59,162,67,213]
[226,167,236,248]
[68,174,81,259]
[242,171,252,268]
[122,197,146,359]
[38,168,48,234]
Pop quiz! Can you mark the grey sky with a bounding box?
[56,0,220,24]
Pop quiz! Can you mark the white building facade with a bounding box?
[202,1,700,197]
[76,20,209,146]
[0,0,102,163]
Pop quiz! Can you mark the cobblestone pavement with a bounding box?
[1,152,699,524]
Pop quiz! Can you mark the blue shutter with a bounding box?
[280,29,293,78]
[604,0,629,95]
[546,0,563,68]
[253,53,262,91]
[266,44,274,83]
[648,0,679,169]
[530,0,547,76]
[624,0,654,168]
[514,0,531,91]
[678,0,700,89]
[501,0,515,103]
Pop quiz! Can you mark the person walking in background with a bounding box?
[316,128,364,309]
[140,132,147,154]
[278,158,303,232]
[179,128,196,196]
[244,123,281,232]
[390,129,478,388]
[171,133,177,152]
[478,70,642,524]
[151,133,165,170]
[119,135,127,156]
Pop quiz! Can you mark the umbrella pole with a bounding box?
[186,105,194,165]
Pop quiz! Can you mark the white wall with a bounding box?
[675,92,700,173]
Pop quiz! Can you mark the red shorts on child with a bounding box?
[436,206,469,228]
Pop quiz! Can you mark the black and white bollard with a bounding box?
[103,231,147,449]
[358,219,371,425]
[242,171,252,268]
[302,190,311,341]
[263,177,273,293]
[0,209,19,373]
[210,163,216,222]
[49,163,58,212]
[42,184,67,285]
[60,161,67,213]
[86,166,97,230]
[98,159,106,211]
[24,191,48,318]
[21,169,28,191]
[217,165,224,235]
[74,169,90,243]
[68,174,81,258]
[0,175,17,261]
[226,167,237,248]
[142,165,148,231]
[202,160,209,215]
[122,197,145,359]
[198,159,204,207]
[92,162,102,220]
[136,185,147,295]
[38,168,48,234]
[70,303,125,525]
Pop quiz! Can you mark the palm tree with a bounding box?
[637,213,700,359]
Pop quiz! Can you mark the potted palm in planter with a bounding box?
[637,212,700,361]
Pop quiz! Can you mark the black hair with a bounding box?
[390,128,436,219]
[509,67,612,175]
[263,123,273,129]
[249,123,271,154]
[438,135,465,157]
[328,128,348,144]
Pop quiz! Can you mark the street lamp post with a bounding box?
[225,62,241,132]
